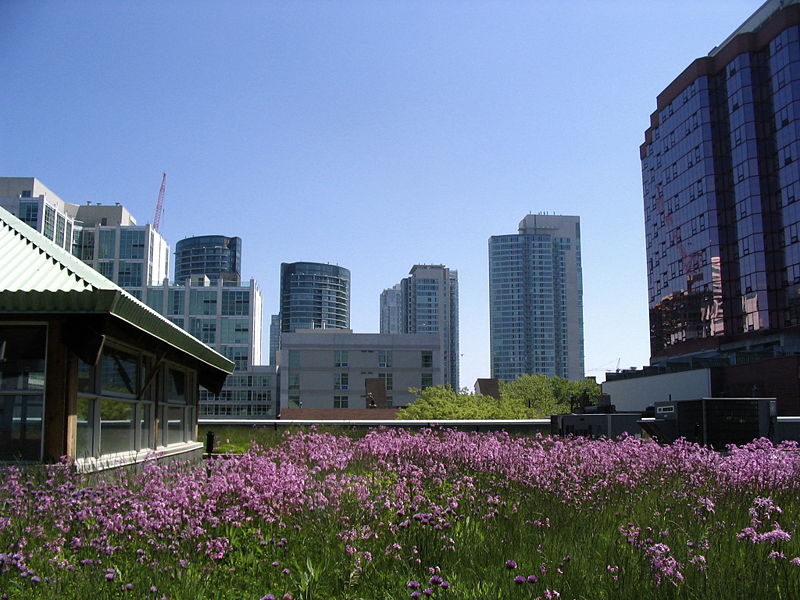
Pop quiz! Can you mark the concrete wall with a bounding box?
[602,368,713,412]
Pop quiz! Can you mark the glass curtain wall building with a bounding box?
[174,235,242,285]
[642,0,800,362]
[489,214,585,382]
[381,265,459,390]
[279,262,350,333]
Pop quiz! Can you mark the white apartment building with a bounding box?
[277,330,443,410]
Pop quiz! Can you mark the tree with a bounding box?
[397,386,512,420]
[398,377,604,420]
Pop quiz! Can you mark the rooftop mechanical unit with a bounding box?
[638,397,777,448]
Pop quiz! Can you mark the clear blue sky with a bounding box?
[1,0,759,387]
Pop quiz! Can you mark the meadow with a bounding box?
[1,428,798,599]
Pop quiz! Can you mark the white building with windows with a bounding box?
[277,330,442,411]
[0,177,77,251]
[381,265,459,390]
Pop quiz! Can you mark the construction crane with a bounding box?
[153,172,167,232]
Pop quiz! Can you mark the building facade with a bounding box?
[642,0,800,363]
[279,262,350,333]
[0,177,76,251]
[72,203,169,299]
[489,214,585,382]
[277,330,442,410]
[142,277,271,417]
[174,235,242,285]
[379,284,403,334]
[381,265,459,390]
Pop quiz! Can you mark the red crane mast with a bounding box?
[153,172,167,232]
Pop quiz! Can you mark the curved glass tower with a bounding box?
[174,235,241,285]
[280,262,350,332]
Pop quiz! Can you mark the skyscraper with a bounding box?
[642,0,800,363]
[279,262,350,333]
[174,235,242,285]
[382,265,459,390]
[379,284,403,334]
[489,214,584,382]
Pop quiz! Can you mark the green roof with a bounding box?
[0,205,235,382]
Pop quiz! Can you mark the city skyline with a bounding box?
[1,1,761,388]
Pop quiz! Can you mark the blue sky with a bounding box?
[1,0,759,387]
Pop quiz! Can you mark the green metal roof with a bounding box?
[0,205,235,378]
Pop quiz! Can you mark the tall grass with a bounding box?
[1,429,798,599]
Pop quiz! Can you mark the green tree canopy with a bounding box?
[397,376,602,420]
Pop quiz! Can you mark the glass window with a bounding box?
[334,395,348,408]
[75,396,93,459]
[117,262,143,287]
[421,373,433,389]
[101,347,138,396]
[0,324,47,461]
[165,406,186,445]
[421,350,433,368]
[119,229,145,259]
[97,261,114,280]
[190,318,216,344]
[221,291,249,315]
[169,290,185,314]
[334,373,349,390]
[190,291,217,315]
[334,350,348,367]
[379,372,393,391]
[288,373,300,390]
[378,351,392,368]
[99,399,135,455]
[43,205,55,239]
[288,350,300,367]
[98,230,116,259]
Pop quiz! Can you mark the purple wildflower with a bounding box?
[505,560,517,569]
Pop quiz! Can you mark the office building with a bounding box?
[0,178,170,297]
[0,177,76,251]
[72,203,169,299]
[174,235,242,285]
[488,214,585,382]
[279,262,350,332]
[382,265,459,390]
[277,330,442,410]
[143,277,274,417]
[269,313,281,365]
[642,0,800,363]
[379,284,403,334]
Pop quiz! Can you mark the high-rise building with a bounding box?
[642,0,800,363]
[269,313,281,365]
[279,262,350,333]
[382,265,459,390]
[488,214,584,382]
[379,284,403,334]
[174,235,242,285]
[71,203,169,298]
[0,177,169,297]
[0,177,76,251]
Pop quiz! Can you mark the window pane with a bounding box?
[166,406,185,445]
[76,396,94,458]
[99,399,134,455]
[0,395,43,461]
[167,369,187,403]
[101,348,138,396]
